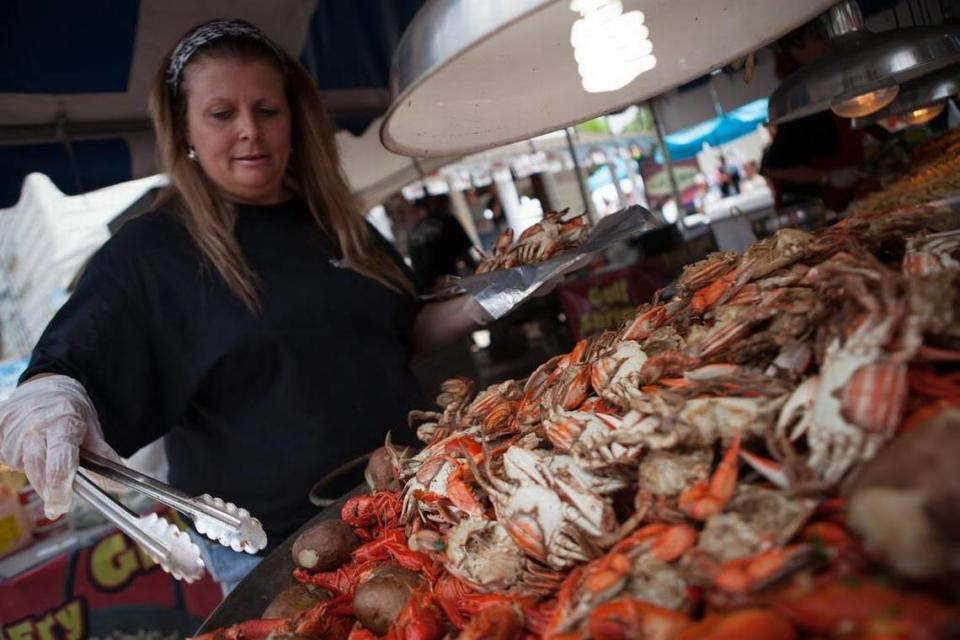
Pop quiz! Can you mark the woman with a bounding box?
[0,20,487,593]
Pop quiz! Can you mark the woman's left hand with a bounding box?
[412,295,485,354]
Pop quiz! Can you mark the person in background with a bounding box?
[716,153,741,197]
[760,21,889,212]
[407,194,477,291]
[467,184,507,252]
[740,160,768,193]
[0,19,493,597]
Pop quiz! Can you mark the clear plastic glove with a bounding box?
[0,375,120,518]
[826,167,862,189]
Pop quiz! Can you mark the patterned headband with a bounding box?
[166,19,285,98]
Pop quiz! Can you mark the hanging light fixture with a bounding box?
[381,0,836,157]
[831,84,899,118]
[898,102,946,125]
[768,0,960,123]
[851,64,959,128]
[568,0,656,93]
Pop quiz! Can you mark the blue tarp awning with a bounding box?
[656,98,769,163]
[0,0,426,207]
[587,157,631,191]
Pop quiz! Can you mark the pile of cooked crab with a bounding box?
[197,201,960,640]
[475,208,589,274]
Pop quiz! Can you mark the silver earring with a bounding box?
[187,146,198,161]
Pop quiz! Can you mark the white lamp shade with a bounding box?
[381,0,836,157]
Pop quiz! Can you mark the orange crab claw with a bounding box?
[578,397,618,414]
[557,365,592,411]
[688,267,739,314]
[739,449,791,490]
[622,305,668,341]
[648,524,699,562]
[444,460,486,518]
[679,432,741,520]
[712,544,813,594]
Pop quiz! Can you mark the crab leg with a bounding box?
[678,432,741,520]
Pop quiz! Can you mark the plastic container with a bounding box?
[0,483,33,559]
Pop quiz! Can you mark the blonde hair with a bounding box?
[148,28,413,310]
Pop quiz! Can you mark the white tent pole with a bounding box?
[649,98,685,230]
[493,166,524,233]
[564,128,598,224]
[622,144,648,208]
[445,178,481,249]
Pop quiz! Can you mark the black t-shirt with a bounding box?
[22,198,423,545]
[761,111,841,203]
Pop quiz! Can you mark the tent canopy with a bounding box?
[0,0,427,207]
[656,98,769,163]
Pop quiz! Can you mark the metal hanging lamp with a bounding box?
[768,0,960,124]
[851,64,960,128]
[380,0,835,157]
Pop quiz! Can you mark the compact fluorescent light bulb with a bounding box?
[570,0,656,93]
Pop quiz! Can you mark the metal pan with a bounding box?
[195,484,367,633]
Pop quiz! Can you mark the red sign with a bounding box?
[557,263,667,340]
[1,508,221,638]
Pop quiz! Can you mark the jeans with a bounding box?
[188,529,263,596]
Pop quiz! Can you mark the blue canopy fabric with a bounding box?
[1,3,140,94]
[0,140,132,206]
[656,98,769,163]
[587,157,631,191]
[0,0,426,207]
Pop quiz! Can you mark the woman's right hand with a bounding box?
[0,375,119,518]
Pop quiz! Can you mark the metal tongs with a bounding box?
[73,449,268,582]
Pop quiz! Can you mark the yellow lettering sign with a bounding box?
[587,286,603,307]
[578,306,637,337]
[34,616,56,640]
[53,602,84,640]
[91,532,139,590]
[2,600,85,640]
[586,280,631,308]
[5,621,34,640]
